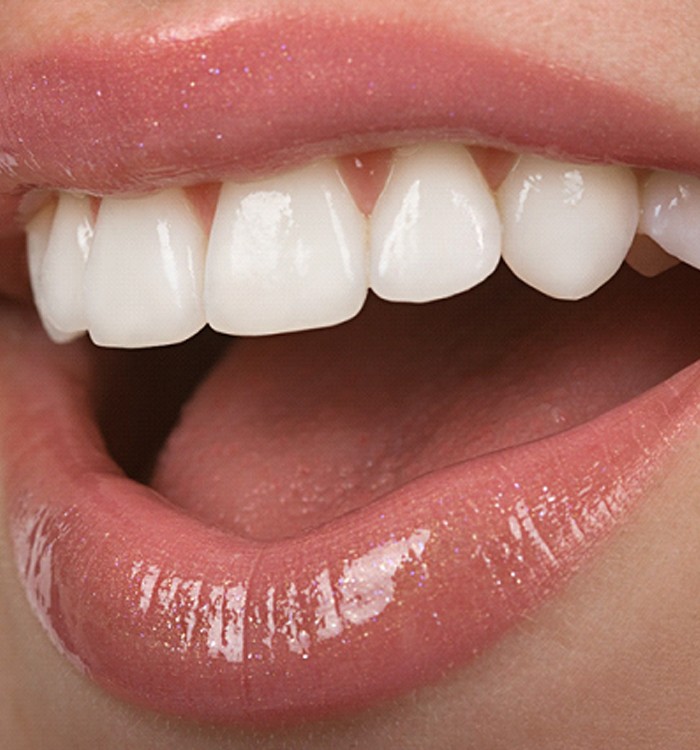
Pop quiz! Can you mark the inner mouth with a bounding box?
[89,261,699,543]
[12,141,700,544]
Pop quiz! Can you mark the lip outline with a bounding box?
[3,12,700,207]
[1,299,698,727]
[1,10,700,732]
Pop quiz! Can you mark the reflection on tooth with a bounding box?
[27,202,76,343]
[369,143,501,302]
[639,171,700,270]
[85,189,206,347]
[40,193,93,338]
[205,160,367,336]
[497,155,639,299]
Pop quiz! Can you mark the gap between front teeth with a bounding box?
[26,143,700,349]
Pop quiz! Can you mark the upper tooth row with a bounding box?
[27,143,700,348]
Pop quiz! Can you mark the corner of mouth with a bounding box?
[1,8,700,731]
[2,257,699,726]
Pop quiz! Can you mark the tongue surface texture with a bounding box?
[152,265,699,541]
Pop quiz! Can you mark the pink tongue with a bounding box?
[152,266,699,541]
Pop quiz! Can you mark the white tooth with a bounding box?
[27,205,53,291]
[85,189,206,347]
[40,193,93,338]
[497,155,640,299]
[27,202,53,305]
[205,159,367,336]
[27,202,76,343]
[639,171,700,270]
[369,143,501,302]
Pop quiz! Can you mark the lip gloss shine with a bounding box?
[2,14,700,202]
[2,12,700,729]
[3,307,699,725]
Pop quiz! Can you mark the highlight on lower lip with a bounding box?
[3,312,699,726]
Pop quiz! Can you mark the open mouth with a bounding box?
[1,10,699,731]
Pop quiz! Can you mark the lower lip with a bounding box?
[2,309,699,727]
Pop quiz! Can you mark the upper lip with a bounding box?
[1,5,700,732]
[2,11,700,206]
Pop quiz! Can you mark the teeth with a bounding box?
[36,193,93,340]
[205,159,367,336]
[27,202,77,343]
[497,155,639,299]
[85,189,207,347]
[639,171,700,270]
[28,143,698,350]
[369,143,501,302]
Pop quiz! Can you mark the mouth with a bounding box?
[1,9,700,731]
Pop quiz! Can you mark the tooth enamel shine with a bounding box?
[497,155,640,300]
[85,189,207,348]
[27,202,78,343]
[29,143,697,350]
[38,193,93,339]
[370,143,501,302]
[639,171,700,271]
[205,159,367,336]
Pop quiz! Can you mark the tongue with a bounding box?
[151,265,699,541]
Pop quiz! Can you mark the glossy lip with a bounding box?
[1,11,700,730]
[2,306,699,727]
[3,13,700,205]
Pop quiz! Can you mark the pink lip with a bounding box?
[2,12,700,730]
[2,13,700,205]
[2,309,699,726]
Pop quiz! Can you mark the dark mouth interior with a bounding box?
[88,262,700,542]
[92,326,229,483]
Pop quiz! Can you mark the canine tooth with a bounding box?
[497,155,639,299]
[39,193,93,338]
[27,202,76,343]
[205,160,367,336]
[639,171,700,270]
[85,189,206,347]
[369,143,501,302]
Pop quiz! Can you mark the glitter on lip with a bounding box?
[2,13,700,207]
[2,305,699,725]
[2,8,700,730]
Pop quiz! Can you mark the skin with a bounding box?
[1,1,700,748]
